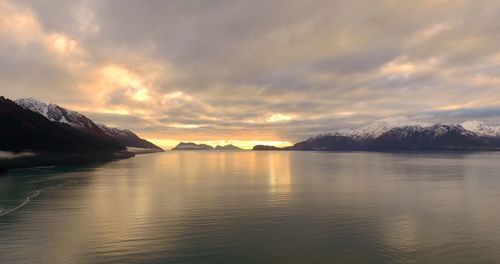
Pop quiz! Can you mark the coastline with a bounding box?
[0,151,136,175]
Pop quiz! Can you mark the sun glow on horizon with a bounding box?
[147,139,292,150]
[4,0,500,154]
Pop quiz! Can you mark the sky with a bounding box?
[1,0,500,149]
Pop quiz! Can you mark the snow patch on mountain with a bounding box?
[461,120,500,137]
[428,123,476,138]
[97,124,134,137]
[98,124,163,151]
[328,117,498,141]
[338,117,430,139]
[15,98,94,129]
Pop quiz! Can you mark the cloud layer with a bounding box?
[2,0,500,148]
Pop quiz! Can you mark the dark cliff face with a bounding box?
[0,96,125,153]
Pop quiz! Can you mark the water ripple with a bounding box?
[0,190,41,217]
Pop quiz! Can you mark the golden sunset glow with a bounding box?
[2,0,500,150]
[148,139,292,150]
[46,33,79,55]
[267,113,293,123]
[4,2,500,263]
[99,64,151,101]
[0,1,40,38]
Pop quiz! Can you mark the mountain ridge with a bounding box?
[172,142,243,151]
[172,142,214,150]
[98,124,163,152]
[214,144,242,150]
[0,96,131,171]
[253,120,500,151]
[15,98,107,137]
[15,97,162,152]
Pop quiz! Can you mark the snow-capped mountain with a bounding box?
[15,98,106,136]
[15,98,163,151]
[98,124,132,137]
[331,118,483,140]
[347,118,428,139]
[259,119,500,151]
[98,124,163,151]
[461,120,500,137]
[0,96,132,171]
[0,96,125,154]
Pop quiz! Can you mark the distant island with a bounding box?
[214,144,242,150]
[172,142,242,151]
[0,96,163,172]
[253,145,283,151]
[252,119,500,151]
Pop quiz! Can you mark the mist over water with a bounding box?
[1,151,500,263]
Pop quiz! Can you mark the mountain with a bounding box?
[290,134,361,151]
[98,124,163,152]
[365,124,491,151]
[1,96,125,153]
[15,98,107,137]
[461,120,500,137]
[255,120,500,151]
[253,145,284,151]
[172,143,243,151]
[344,118,428,140]
[214,144,242,150]
[15,97,162,152]
[0,96,129,170]
[172,142,214,150]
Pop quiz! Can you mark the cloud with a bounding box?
[2,0,500,146]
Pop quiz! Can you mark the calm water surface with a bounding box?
[1,151,500,263]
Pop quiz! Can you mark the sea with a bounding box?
[1,151,500,263]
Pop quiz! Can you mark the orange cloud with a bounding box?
[0,1,41,42]
[45,33,80,55]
